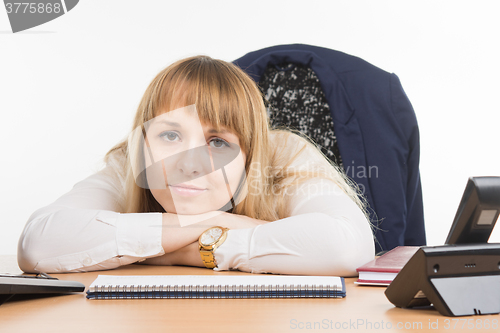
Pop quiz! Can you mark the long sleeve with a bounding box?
[214,178,375,276]
[213,132,375,277]
[17,153,164,273]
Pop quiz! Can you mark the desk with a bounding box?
[0,256,498,333]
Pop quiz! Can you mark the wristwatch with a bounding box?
[198,226,229,268]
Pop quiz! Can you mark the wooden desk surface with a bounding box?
[1,255,498,333]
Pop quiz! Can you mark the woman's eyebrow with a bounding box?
[155,120,181,128]
[207,128,228,134]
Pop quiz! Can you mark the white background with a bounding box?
[1,0,499,256]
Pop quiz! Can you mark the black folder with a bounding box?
[0,273,85,305]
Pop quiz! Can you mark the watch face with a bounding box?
[200,227,223,246]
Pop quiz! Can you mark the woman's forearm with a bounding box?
[142,241,204,267]
[161,211,268,254]
[214,213,374,276]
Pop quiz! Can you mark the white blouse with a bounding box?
[17,132,374,276]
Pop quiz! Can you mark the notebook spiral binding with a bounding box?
[89,284,340,299]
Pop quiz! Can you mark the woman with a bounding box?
[18,56,374,276]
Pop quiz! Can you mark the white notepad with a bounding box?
[86,274,346,299]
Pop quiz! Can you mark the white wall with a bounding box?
[1,0,499,255]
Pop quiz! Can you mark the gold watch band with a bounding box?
[199,250,217,269]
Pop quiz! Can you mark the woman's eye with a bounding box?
[159,131,180,142]
[209,138,230,149]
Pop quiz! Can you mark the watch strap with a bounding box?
[199,249,217,269]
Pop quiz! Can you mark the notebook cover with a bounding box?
[356,246,419,274]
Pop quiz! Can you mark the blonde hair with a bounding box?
[105,55,368,221]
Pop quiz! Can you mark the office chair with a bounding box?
[233,44,426,253]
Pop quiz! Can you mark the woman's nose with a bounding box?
[176,146,213,177]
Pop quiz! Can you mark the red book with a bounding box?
[355,246,419,286]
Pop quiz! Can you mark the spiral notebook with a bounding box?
[86,275,346,299]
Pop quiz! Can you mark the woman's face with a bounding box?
[143,105,247,215]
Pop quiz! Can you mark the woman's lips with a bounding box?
[168,184,207,197]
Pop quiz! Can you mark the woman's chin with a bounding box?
[163,202,232,216]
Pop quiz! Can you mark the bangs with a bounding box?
[150,56,257,152]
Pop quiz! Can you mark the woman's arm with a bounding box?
[18,160,265,273]
[140,241,204,267]
[160,212,267,254]
[215,179,374,276]
[141,212,267,266]
[17,161,164,273]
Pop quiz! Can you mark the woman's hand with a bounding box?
[161,211,268,254]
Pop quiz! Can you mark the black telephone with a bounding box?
[385,176,500,316]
